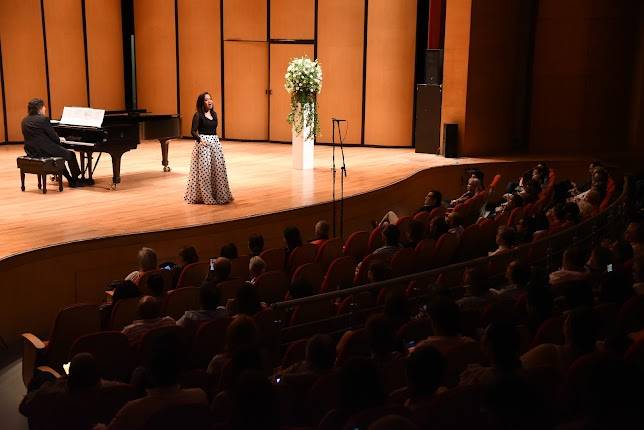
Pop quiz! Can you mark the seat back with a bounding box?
[391,248,416,277]
[281,338,308,369]
[432,232,460,268]
[396,318,433,345]
[46,303,101,370]
[230,255,250,280]
[428,206,447,223]
[367,225,384,253]
[413,211,431,228]
[217,278,245,301]
[506,206,525,227]
[353,254,387,286]
[288,243,319,272]
[141,402,212,430]
[321,256,357,292]
[110,297,141,330]
[443,341,484,387]
[530,315,565,348]
[176,262,209,288]
[253,308,283,366]
[70,331,134,382]
[162,287,201,320]
[395,216,413,242]
[192,317,233,368]
[289,300,334,326]
[337,292,377,315]
[316,238,343,271]
[458,224,483,261]
[618,295,644,333]
[138,325,190,364]
[336,328,370,365]
[260,248,286,272]
[254,270,290,303]
[291,262,325,294]
[343,230,370,261]
[415,238,436,271]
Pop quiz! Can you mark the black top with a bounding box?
[191,111,218,141]
[21,114,64,157]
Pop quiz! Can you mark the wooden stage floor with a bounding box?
[1,140,508,259]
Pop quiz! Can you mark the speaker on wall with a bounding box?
[414,84,442,154]
[425,49,443,85]
[442,123,458,158]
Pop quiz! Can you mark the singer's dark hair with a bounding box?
[196,92,215,114]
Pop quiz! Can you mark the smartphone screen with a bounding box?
[607,264,613,272]
[209,258,216,271]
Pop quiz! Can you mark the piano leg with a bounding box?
[110,151,125,189]
[85,152,96,185]
[160,139,171,172]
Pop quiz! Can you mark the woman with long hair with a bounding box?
[184,92,233,204]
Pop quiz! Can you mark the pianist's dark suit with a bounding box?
[21,114,81,180]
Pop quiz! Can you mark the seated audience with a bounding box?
[20,353,125,429]
[515,215,536,244]
[121,296,175,346]
[597,271,633,305]
[169,245,199,288]
[403,345,446,415]
[176,282,228,333]
[206,256,231,285]
[610,239,634,272]
[488,227,515,256]
[280,334,336,376]
[494,193,524,219]
[100,280,141,326]
[289,278,314,299]
[524,283,554,335]
[459,322,523,386]
[384,291,411,332]
[220,242,238,260]
[379,190,443,225]
[457,266,492,313]
[632,255,644,295]
[549,247,589,286]
[283,226,303,264]
[417,297,474,355]
[99,335,207,430]
[368,260,392,284]
[450,176,482,207]
[248,233,264,257]
[576,187,602,218]
[125,247,158,286]
[366,315,405,363]
[146,274,165,298]
[248,255,267,284]
[491,260,531,301]
[521,307,599,372]
[234,282,264,316]
[207,315,258,376]
[231,370,280,430]
[310,220,330,245]
[372,224,403,259]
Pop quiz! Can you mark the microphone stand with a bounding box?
[331,118,347,238]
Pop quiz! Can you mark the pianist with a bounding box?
[21,98,85,187]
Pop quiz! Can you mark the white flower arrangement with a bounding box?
[285,56,322,140]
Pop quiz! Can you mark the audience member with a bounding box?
[576,188,602,218]
[280,334,336,376]
[235,282,263,316]
[428,216,449,240]
[379,190,443,225]
[491,260,531,301]
[405,219,425,249]
[549,247,589,286]
[207,315,259,376]
[206,256,231,284]
[125,247,158,286]
[220,242,238,260]
[248,256,267,284]
[488,227,515,256]
[176,282,228,333]
[100,335,207,430]
[146,273,165,298]
[100,280,141,326]
[524,283,554,335]
[417,297,474,355]
[283,226,303,263]
[404,345,446,414]
[610,239,634,272]
[446,212,465,239]
[248,233,264,257]
[170,245,199,288]
[230,370,280,430]
[521,307,599,372]
[515,215,536,244]
[121,296,175,346]
[625,221,643,258]
[384,291,411,332]
[597,270,633,305]
[457,266,492,312]
[372,224,402,259]
[450,177,482,207]
[632,255,644,295]
[310,220,330,245]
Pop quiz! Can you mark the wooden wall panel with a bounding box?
[43,0,88,119]
[223,41,268,140]
[223,0,267,41]
[85,0,125,110]
[270,0,315,40]
[134,0,177,114]
[0,0,48,141]
[364,0,417,147]
[269,44,314,142]
[178,0,222,137]
[0,62,5,142]
[316,0,365,144]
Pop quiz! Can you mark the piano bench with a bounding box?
[16,156,65,194]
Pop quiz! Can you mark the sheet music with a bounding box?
[60,106,105,128]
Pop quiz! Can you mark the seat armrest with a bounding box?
[36,366,63,379]
[21,333,47,387]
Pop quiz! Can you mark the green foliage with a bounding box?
[285,57,323,140]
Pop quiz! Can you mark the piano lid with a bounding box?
[60,107,105,128]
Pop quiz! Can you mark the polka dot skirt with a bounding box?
[184,134,234,205]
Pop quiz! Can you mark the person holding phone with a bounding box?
[184,92,233,205]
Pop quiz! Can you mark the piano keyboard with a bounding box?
[65,141,95,147]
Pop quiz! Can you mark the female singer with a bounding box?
[184,92,233,205]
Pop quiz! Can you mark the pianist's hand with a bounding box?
[59,137,66,143]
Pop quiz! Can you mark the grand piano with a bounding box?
[52,108,180,188]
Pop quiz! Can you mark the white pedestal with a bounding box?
[292,104,314,170]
